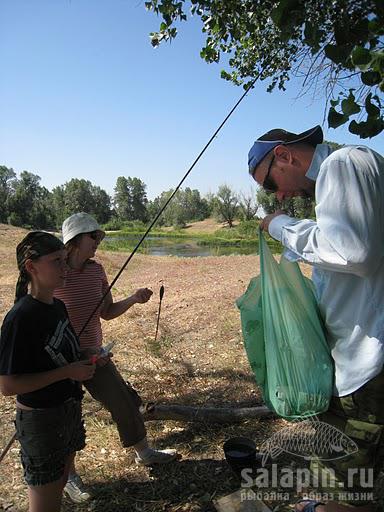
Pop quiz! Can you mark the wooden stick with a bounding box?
[0,431,17,464]
[154,284,165,342]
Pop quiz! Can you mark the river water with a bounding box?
[103,235,258,258]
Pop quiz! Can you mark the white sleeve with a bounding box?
[268,147,384,277]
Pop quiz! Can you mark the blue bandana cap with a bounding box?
[248,125,323,175]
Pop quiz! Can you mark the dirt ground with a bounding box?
[0,224,311,512]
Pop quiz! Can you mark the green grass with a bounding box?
[100,218,286,253]
[100,228,283,254]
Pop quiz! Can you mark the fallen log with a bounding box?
[1,405,273,465]
[142,404,273,424]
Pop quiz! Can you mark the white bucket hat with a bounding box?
[62,212,105,244]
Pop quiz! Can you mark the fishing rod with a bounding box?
[77,77,258,339]
[0,78,257,464]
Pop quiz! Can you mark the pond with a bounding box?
[102,235,258,258]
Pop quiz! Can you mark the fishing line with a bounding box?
[78,77,257,337]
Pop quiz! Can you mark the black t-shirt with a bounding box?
[0,295,83,408]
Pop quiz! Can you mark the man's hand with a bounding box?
[260,210,287,232]
[133,287,153,304]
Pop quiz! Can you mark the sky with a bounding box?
[1,0,383,201]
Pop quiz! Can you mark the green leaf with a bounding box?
[369,50,384,74]
[330,99,340,107]
[271,0,301,28]
[328,107,349,129]
[368,18,384,36]
[361,71,381,86]
[365,94,380,118]
[324,44,352,64]
[349,119,383,138]
[351,46,372,70]
[341,93,360,116]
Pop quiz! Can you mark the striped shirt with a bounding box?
[54,260,109,350]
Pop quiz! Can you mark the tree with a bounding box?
[181,187,210,221]
[60,179,111,224]
[49,185,66,227]
[257,189,315,219]
[128,177,148,222]
[256,189,282,216]
[92,186,112,224]
[148,189,187,228]
[214,184,239,228]
[147,187,210,228]
[114,176,148,222]
[0,166,16,223]
[238,189,259,221]
[145,0,384,138]
[7,171,55,229]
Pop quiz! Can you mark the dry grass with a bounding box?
[0,224,311,512]
[161,218,240,234]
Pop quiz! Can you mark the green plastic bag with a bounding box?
[236,230,333,419]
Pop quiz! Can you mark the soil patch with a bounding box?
[0,224,311,512]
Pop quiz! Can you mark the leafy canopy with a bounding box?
[145,0,384,138]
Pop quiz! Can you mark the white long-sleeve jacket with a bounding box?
[269,144,384,396]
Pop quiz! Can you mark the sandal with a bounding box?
[295,499,325,512]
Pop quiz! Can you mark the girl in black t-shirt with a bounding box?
[0,232,96,512]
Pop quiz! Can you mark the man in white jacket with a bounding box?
[248,125,384,512]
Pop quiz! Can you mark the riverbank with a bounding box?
[101,218,282,255]
[0,224,310,512]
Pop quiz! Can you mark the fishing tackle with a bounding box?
[154,284,165,342]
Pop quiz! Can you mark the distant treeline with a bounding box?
[0,166,315,231]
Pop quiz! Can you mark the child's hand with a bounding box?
[133,287,153,304]
[94,353,113,368]
[67,361,96,381]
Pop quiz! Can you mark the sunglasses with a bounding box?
[86,231,102,242]
[262,155,278,194]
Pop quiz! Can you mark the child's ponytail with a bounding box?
[14,270,30,303]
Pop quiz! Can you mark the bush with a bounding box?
[237,219,260,237]
[102,218,148,231]
[102,217,124,231]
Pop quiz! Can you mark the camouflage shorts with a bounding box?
[311,368,384,508]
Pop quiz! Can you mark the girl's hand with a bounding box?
[66,361,96,381]
[133,287,153,304]
[95,353,113,368]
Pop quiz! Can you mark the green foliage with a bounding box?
[114,176,148,222]
[214,184,239,228]
[6,171,56,229]
[52,179,112,226]
[236,219,261,236]
[145,0,384,139]
[238,189,259,221]
[147,187,209,228]
[323,140,345,151]
[0,166,16,223]
[257,189,315,219]
[0,168,113,230]
[102,216,125,231]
